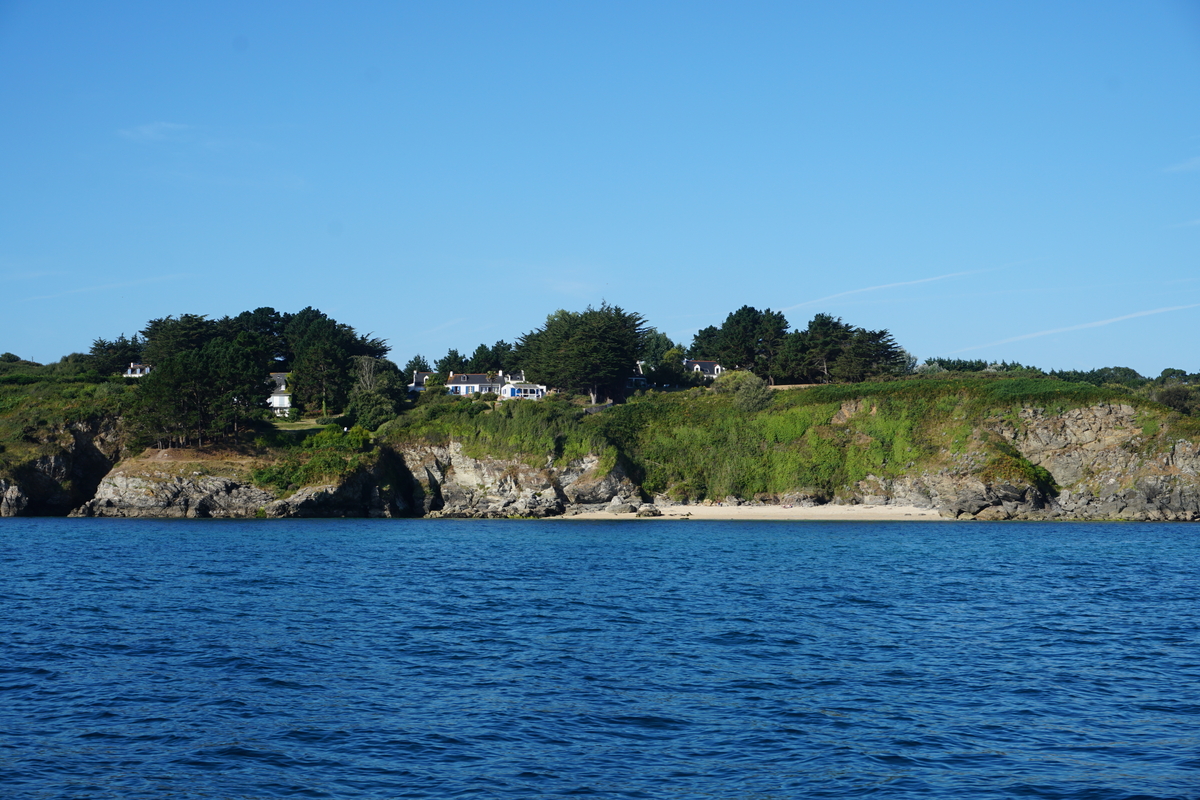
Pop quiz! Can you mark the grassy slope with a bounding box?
[0,379,138,480]
[376,395,616,469]
[589,378,1198,501]
[5,376,1196,505]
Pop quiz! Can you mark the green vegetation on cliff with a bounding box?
[590,377,1194,501]
[377,394,612,468]
[0,380,136,478]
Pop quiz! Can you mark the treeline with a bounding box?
[100,308,400,447]
[6,300,1199,449]
[412,304,910,398]
[688,307,908,384]
[916,358,1200,416]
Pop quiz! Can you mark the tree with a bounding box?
[688,326,721,359]
[768,314,905,384]
[140,314,219,365]
[687,307,787,379]
[344,355,404,429]
[516,303,648,404]
[711,306,787,378]
[292,338,348,416]
[127,337,268,447]
[434,348,467,377]
[402,355,431,379]
[465,343,494,374]
[641,329,677,371]
[713,370,774,412]
[284,308,388,415]
[88,333,144,375]
[646,346,689,387]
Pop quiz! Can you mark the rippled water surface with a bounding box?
[2,519,1198,798]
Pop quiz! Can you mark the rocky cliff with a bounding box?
[64,440,637,519]
[7,400,1200,521]
[396,441,638,518]
[842,402,1200,520]
[0,418,122,517]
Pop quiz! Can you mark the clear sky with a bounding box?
[2,1,1198,375]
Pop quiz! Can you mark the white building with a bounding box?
[268,373,292,417]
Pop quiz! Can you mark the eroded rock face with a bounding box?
[73,451,411,519]
[15,402,1200,522]
[840,403,1200,521]
[0,479,29,517]
[0,418,122,516]
[73,472,278,518]
[70,442,639,520]
[393,441,636,518]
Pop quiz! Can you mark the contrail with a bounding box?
[23,274,190,302]
[949,303,1200,354]
[782,270,981,312]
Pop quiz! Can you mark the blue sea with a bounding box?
[1,519,1197,799]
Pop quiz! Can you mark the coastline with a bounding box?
[558,503,946,521]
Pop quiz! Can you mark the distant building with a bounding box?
[124,362,152,377]
[626,361,648,390]
[445,372,504,396]
[268,373,292,417]
[500,375,547,400]
[408,371,436,392]
[684,359,724,379]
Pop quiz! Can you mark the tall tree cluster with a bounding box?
[516,303,648,404]
[122,307,391,445]
[689,307,907,384]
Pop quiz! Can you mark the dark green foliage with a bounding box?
[464,341,515,374]
[402,355,431,378]
[127,336,271,448]
[516,303,648,404]
[285,307,388,414]
[379,395,609,467]
[88,334,145,376]
[710,306,788,376]
[641,329,677,371]
[770,313,906,384]
[343,356,405,430]
[687,326,721,360]
[250,425,374,493]
[591,377,1168,501]
[1150,384,1200,416]
[645,346,691,387]
[0,353,18,363]
[119,305,384,446]
[1048,365,1146,388]
[221,307,289,365]
[434,348,467,377]
[0,380,138,479]
[140,314,219,365]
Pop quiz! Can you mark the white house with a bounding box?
[124,362,152,377]
[445,372,504,396]
[500,377,547,400]
[684,359,724,379]
[268,372,292,417]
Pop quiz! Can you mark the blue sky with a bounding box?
[2,1,1198,375]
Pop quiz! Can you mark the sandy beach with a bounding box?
[561,503,945,521]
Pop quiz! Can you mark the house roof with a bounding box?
[447,373,500,384]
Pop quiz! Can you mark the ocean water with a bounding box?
[1,519,1197,799]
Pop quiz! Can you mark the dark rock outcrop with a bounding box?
[839,403,1200,520]
[1,418,122,517]
[395,441,637,518]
